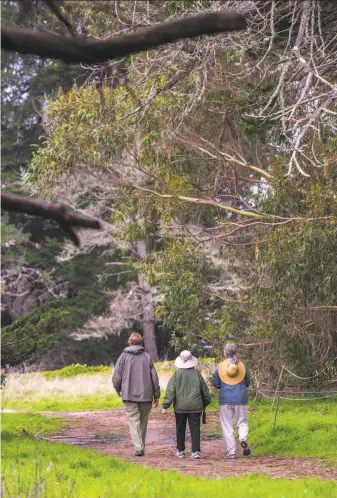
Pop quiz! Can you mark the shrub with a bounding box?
[43,363,111,379]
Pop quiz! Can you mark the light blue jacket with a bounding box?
[212,355,251,405]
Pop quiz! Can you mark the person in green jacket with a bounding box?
[162,350,211,459]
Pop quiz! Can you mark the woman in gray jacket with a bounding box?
[112,332,160,457]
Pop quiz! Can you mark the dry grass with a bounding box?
[1,370,173,411]
[2,372,115,402]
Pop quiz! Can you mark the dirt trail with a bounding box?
[46,409,337,480]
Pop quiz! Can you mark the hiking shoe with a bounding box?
[224,453,236,459]
[135,450,145,457]
[176,450,185,459]
[240,440,251,456]
[191,451,200,459]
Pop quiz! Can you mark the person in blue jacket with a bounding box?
[212,343,251,459]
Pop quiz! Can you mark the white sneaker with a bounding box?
[176,450,185,458]
[191,451,200,459]
[224,453,236,459]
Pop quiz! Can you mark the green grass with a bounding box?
[4,389,169,412]
[1,413,64,436]
[2,413,336,498]
[4,393,125,412]
[249,398,337,461]
[203,398,337,463]
[4,381,337,464]
[8,395,336,463]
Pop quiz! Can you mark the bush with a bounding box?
[43,363,111,379]
[1,306,68,367]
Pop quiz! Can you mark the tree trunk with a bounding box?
[136,242,159,361]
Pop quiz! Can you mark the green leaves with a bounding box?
[146,241,211,347]
[1,306,68,366]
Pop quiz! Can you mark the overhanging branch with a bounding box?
[1,191,101,246]
[2,11,246,63]
[131,184,337,224]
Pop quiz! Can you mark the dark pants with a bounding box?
[175,412,201,453]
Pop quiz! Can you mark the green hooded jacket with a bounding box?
[162,368,211,413]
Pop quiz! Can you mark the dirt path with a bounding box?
[46,409,337,480]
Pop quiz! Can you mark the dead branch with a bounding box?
[1,191,101,246]
[300,306,337,311]
[2,11,246,64]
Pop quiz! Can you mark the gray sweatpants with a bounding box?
[124,401,152,451]
[219,404,249,456]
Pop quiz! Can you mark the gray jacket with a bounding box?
[112,345,160,402]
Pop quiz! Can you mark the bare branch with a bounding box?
[1,191,101,246]
[43,0,75,37]
[2,11,246,64]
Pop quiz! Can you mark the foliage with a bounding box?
[1,374,7,389]
[149,241,213,348]
[1,305,68,367]
[2,413,337,497]
[44,364,111,379]
[1,236,137,367]
[253,166,337,376]
[0,213,30,246]
[3,0,337,374]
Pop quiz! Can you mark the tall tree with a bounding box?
[6,0,337,370]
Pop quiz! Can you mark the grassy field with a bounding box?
[1,362,207,411]
[2,413,336,498]
[1,371,175,411]
[2,368,337,464]
[217,398,337,462]
[2,371,123,411]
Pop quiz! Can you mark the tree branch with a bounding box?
[1,192,101,246]
[299,306,337,311]
[1,11,246,64]
[131,185,265,219]
[43,0,76,37]
[131,184,337,224]
[2,331,42,348]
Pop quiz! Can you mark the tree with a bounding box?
[1,1,246,241]
[1,304,68,367]
[3,0,336,373]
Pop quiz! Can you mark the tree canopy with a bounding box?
[1,0,336,376]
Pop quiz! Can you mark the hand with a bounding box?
[161,408,167,415]
[153,399,159,408]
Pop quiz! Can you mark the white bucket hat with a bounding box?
[175,350,198,369]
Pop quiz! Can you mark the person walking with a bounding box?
[212,343,251,459]
[112,332,160,457]
[162,350,211,460]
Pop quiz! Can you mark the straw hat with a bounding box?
[175,350,198,369]
[218,358,246,385]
